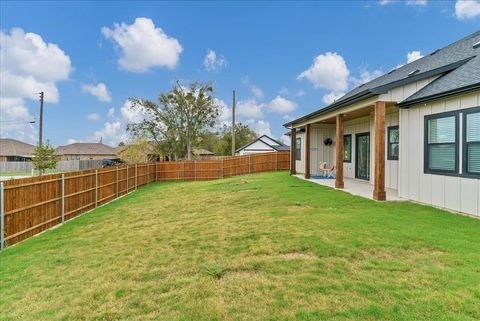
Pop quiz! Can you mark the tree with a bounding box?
[128,81,220,160]
[32,141,59,175]
[215,123,257,156]
[118,137,151,164]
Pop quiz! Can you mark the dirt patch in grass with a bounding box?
[278,252,318,261]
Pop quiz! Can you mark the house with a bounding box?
[56,142,117,160]
[0,138,35,161]
[192,148,215,159]
[236,135,290,155]
[285,31,480,217]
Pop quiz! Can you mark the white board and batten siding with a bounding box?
[308,125,335,176]
[399,91,480,217]
[237,140,276,155]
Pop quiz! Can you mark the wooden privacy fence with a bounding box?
[0,152,289,249]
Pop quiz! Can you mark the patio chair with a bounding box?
[326,165,336,179]
[318,162,328,177]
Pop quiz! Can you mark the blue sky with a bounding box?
[1,0,479,147]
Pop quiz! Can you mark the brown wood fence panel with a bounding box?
[0,152,289,249]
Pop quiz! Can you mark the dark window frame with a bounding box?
[462,106,480,178]
[424,110,459,176]
[343,134,352,163]
[295,137,301,161]
[387,126,399,160]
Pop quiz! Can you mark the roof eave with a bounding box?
[398,82,480,108]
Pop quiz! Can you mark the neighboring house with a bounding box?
[236,135,290,155]
[56,143,117,160]
[192,148,215,159]
[0,138,35,161]
[285,31,480,217]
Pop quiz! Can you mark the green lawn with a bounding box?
[1,172,479,321]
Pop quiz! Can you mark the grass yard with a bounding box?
[1,172,479,321]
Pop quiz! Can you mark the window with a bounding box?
[295,138,301,161]
[387,126,399,160]
[463,108,480,176]
[343,134,352,162]
[424,112,458,174]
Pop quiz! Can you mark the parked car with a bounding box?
[102,158,124,168]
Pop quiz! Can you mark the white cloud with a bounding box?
[81,82,112,102]
[87,113,100,121]
[322,92,344,105]
[120,100,144,123]
[242,77,264,99]
[282,114,295,121]
[297,52,350,92]
[67,138,79,144]
[267,96,298,114]
[88,99,146,146]
[406,0,427,5]
[455,0,480,19]
[93,121,125,146]
[407,51,423,63]
[0,98,36,143]
[101,17,183,72]
[245,119,273,137]
[279,135,290,145]
[107,107,115,118]
[351,67,384,87]
[204,49,227,71]
[236,99,265,119]
[378,0,392,5]
[0,28,73,143]
[215,98,231,124]
[296,89,306,97]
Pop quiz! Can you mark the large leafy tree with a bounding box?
[128,81,220,160]
[214,123,257,156]
[118,137,151,164]
[32,141,59,175]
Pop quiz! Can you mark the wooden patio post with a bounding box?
[373,101,386,201]
[335,114,344,189]
[290,128,297,175]
[305,124,311,179]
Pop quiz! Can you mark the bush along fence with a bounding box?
[0,152,290,249]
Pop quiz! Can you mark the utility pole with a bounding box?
[39,91,44,146]
[231,90,236,156]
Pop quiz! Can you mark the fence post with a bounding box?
[147,162,149,184]
[126,166,129,193]
[0,182,4,250]
[249,154,252,174]
[95,170,98,207]
[275,153,278,171]
[155,162,158,182]
[194,161,197,181]
[116,166,119,198]
[61,174,65,224]
[221,158,224,179]
[135,164,138,190]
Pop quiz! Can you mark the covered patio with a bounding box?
[295,175,404,202]
[290,99,400,201]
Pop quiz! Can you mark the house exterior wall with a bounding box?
[237,140,276,155]
[399,91,480,217]
[309,125,335,175]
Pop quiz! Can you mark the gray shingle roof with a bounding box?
[56,143,116,155]
[286,30,480,126]
[0,138,35,157]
